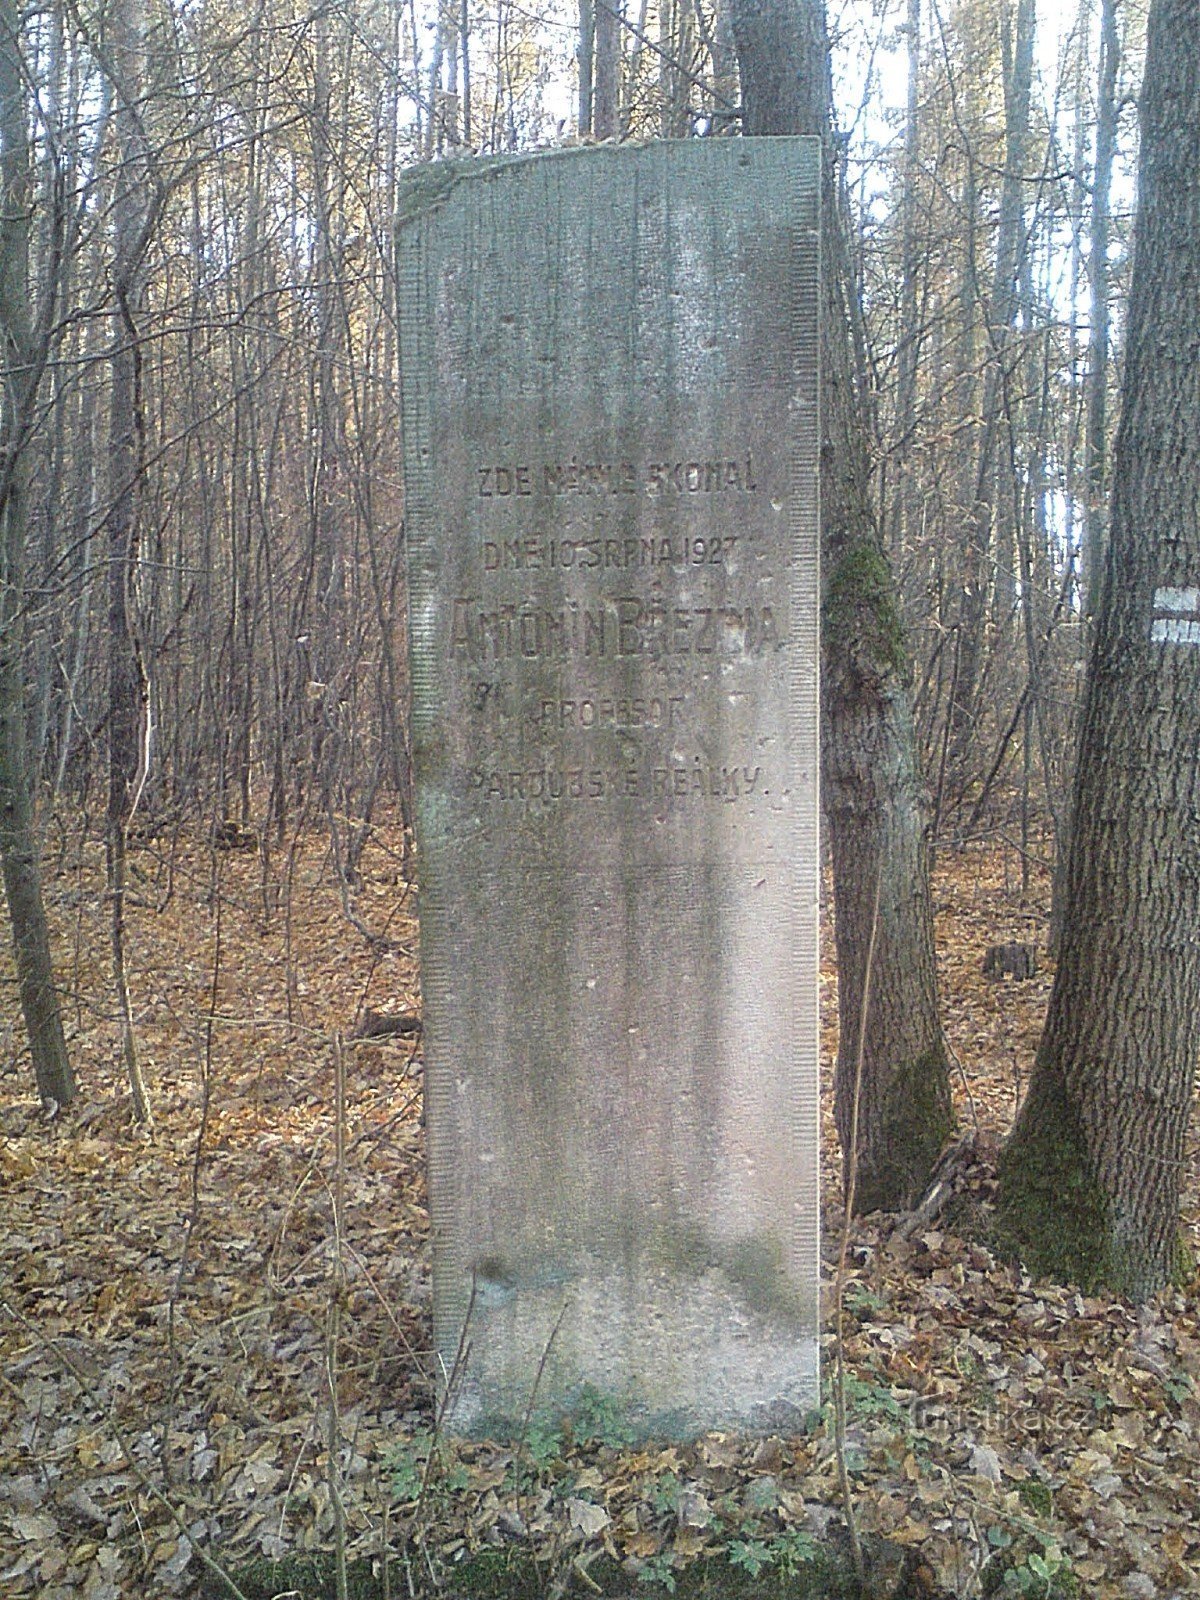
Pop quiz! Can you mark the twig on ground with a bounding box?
[163,844,222,1488]
[326,1033,350,1600]
[832,873,880,1587]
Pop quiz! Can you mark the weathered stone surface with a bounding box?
[397,139,820,1437]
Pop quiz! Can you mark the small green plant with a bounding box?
[504,1416,564,1491]
[724,1525,817,1583]
[386,1432,472,1508]
[385,1431,433,1503]
[636,1551,677,1593]
[1163,1368,1194,1407]
[955,1348,984,1388]
[842,1374,907,1427]
[770,1525,817,1575]
[727,1537,771,1578]
[844,1283,888,1318]
[572,1384,636,1448]
[1086,1387,1111,1416]
[649,1469,680,1518]
[997,1537,1076,1599]
[1016,1479,1054,1518]
[524,1415,562,1467]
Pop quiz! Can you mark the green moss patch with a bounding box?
[822,541,909,680]
[855,1042,954,1214]
[994,1061,1111,1292]
[1172,1230,1198,1289]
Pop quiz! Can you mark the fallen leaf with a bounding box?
[567,1499,610,1538]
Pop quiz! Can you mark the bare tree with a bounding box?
[104,0,155,1123]
[946,0,1036,791]
[0,0,74,1105]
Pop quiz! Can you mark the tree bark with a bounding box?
[578,0,595,133]
[1083,0,1118,623]
[1050,0,1120,954]
[731,0,953,1211]
[947,0,1035,785]
[593,0,619,137]
[997,0,1200,1299]
[106,0,153,1125]
[886,0,922,567]
[0,0,75,1106]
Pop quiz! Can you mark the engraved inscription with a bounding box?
[466,765,641,801]
[450,595,781,662]
[461,442,774,809]
[458,685,688,732]
[531,694,685,729]
[483,535,738,572]
[464,760,767,804]
[476,455,758,498]
[652,762,764,799]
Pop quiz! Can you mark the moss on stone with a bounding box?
[994,1063,1111,1292]
[643,1216,715,1277]
[822,540,909,680]
[395,158,472,231]
[642,1218,811,1322]
[854,1042,954,1215]
[724,1231,806,1319]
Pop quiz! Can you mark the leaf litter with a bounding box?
[0,824,1197,1597]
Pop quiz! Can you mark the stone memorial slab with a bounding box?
[397,139,820,1437]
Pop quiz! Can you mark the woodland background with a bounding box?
[0,0,1142,855]
[6,1,1199,1598]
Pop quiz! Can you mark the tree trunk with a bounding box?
[1050,0,1120,954]
[593,0,619,137]
[886,0,922,567]
[731,0,953,1211]
[0,0,75,1106]
[1083,0,1119,623]
[106,0,153,1125]
[710,0,738,124]
[578,0,595,134]
[997,0,1200,1300]
[947,0,1035,787]
[459,0,472,148]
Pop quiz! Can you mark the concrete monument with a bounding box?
[398,139,820,1436]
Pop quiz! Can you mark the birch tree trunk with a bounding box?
[997,0,1200,1299]
[731,0,953,1211]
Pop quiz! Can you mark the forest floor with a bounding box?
[1,819,1198,1600]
